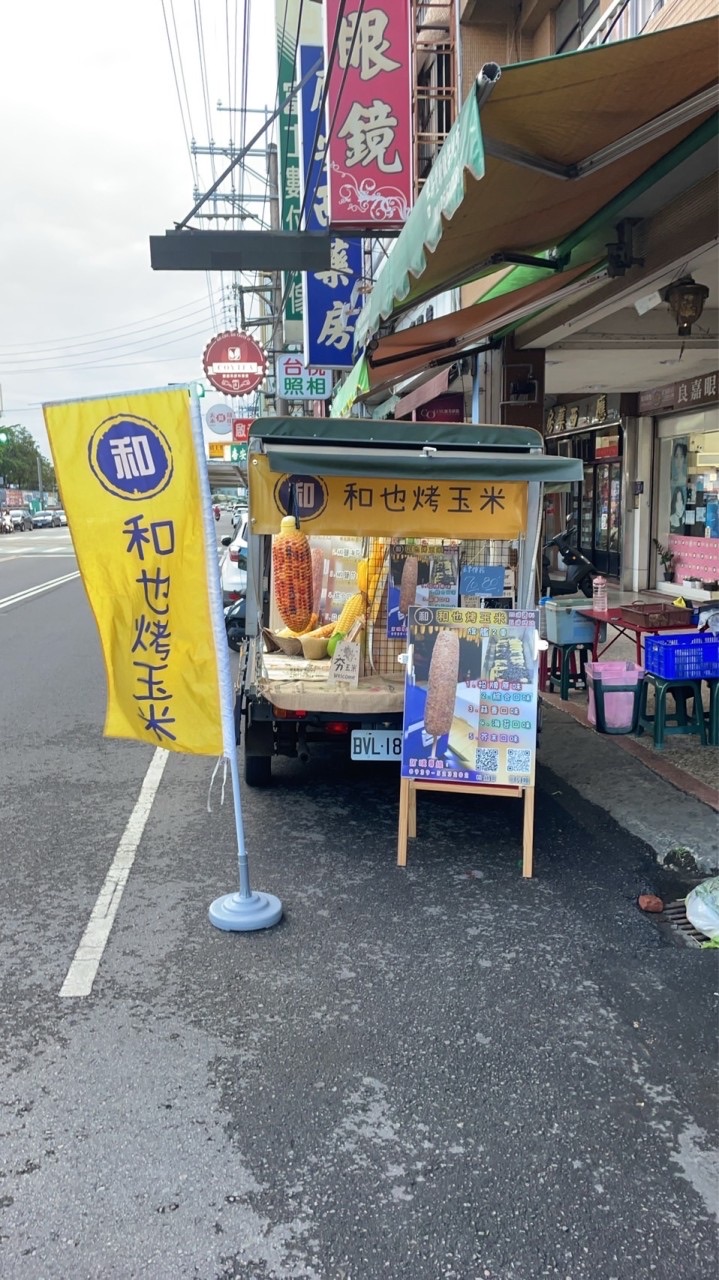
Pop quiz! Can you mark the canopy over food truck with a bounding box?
[238,417,582,788]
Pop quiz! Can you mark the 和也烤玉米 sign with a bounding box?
[276,353,332,401]
[297,44,362,368]
[323,0,412,230]
[401,607,539,789]
[43,389,227,756]
[248,454,527,538]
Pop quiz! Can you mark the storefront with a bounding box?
[544,394,625,578]
[640,371,719,596]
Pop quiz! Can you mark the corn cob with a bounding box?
[356,557,368,594]
[302,622,335,639]
[424,629,460,743]
[331,590,366,637]
[272,516,314,632]
[399,555,418,616]
[311,545,325,615]
[367,540,385,598]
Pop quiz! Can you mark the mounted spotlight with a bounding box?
[663,275,710,336]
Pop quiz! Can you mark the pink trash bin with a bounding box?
[586,661,644,734]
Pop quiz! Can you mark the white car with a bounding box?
[220,515,248,604]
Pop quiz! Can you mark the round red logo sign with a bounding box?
[202,331,267,397]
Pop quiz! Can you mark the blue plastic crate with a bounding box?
[644,633,719,680]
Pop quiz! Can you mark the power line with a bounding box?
[0,314,223,369]
[0,294,224,354]
[0,295,222,360]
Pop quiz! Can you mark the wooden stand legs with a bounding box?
[398,777,536,877]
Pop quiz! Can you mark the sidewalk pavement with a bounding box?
[542,588,716,839]
[540,701,719,875]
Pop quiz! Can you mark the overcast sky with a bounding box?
[0,0,275,458]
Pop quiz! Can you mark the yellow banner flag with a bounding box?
[43,389,226,756]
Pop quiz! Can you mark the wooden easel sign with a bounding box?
[397,606,538,877]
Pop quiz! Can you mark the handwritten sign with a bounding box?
[459,565,505,597]
[329,638,360,686]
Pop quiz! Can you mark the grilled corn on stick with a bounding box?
[424,629,460,747]
[399,555,418,616]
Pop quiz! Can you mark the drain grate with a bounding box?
[663,899,711,948]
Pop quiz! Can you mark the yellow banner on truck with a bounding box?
[43,388,225,755]
[249,452,527,538]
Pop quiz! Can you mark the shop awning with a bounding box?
[355,16,719,349]
[364,260,604,398]
[330,355,370,417]
[249,417,584,484]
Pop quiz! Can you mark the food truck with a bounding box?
[237,417,581,788]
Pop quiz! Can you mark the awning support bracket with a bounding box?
[488,251,570,272]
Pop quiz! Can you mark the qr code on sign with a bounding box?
[507,749,531,773]
[475,748,499,772]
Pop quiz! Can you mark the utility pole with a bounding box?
[268,141,288,416]
[37,453,44,510]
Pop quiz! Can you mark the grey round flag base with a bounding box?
[209,890,283,932]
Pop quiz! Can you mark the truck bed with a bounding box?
[254,648,405,714]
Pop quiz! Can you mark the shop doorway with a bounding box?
[591,460,622,577]
[545,424,623,578]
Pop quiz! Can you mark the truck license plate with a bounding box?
[351,729,403,761]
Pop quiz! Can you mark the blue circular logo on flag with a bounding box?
[88,415,173,500]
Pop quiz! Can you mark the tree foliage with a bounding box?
[0,425,56,491]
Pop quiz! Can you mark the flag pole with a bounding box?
[188,391,282,931]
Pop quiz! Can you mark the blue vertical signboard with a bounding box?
[298,45,362,370]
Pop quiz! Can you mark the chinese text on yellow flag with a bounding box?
[44,389,224,755]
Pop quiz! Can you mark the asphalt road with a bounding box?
[1,524,717,1280]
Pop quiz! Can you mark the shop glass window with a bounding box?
[604,1,665,43]
[555,0,600,52]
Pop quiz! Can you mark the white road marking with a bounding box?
[0,571,80,609]
[59,748,170,998]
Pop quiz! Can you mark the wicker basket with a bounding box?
[619,602,693,629]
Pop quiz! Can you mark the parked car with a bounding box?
[220,516,248,604]
[52,509,67,526]
[32,509,55,528]
[231,504,248,530]
[9,508,33,531]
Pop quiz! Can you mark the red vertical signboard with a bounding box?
[324,1,412,230]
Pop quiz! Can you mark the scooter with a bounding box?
[541,522,598,598]
[0,511,13,535]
